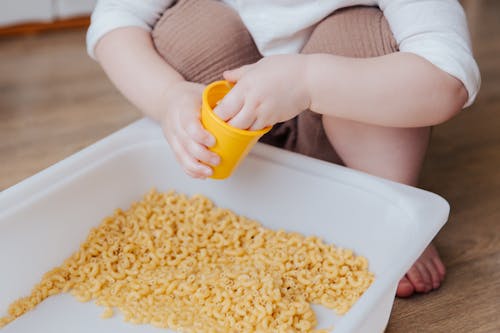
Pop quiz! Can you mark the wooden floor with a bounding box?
[1,1,499,331]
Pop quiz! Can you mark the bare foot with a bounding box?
[396,243,446,297]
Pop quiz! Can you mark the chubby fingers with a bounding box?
[213,83,263,130]
[223,64,252,82]
[181,126,220,167]
[248,109,269,131]
[180,111,220,164]
[213,84,244,125]
[226,97,260,129]
[164,108,221,179]
[214,89,270,131]
[213,65,256,127]
[183,115,216,148]
[169,136,211,179]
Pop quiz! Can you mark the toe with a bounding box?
[432,256,446,279]
[427,243,446,279]
[415,262,433,293]
[400,243,447,296]
[428,261,442,289]
[406,265,426,293]
[396,276,414,298]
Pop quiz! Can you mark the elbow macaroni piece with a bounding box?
[0,189,373,332]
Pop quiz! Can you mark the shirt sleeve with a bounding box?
[379,0,481,107]
[86,0,174,59]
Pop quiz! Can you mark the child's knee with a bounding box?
[152,0,261,84]
[302,6,398,58]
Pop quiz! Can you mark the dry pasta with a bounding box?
[0,189,374,332]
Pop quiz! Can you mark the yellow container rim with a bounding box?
[202,81,272,137]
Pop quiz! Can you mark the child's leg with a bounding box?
[302,6,446,297]
[152,0,341,162]
[152,0,261,84]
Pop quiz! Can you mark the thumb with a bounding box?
[223,64,252,82]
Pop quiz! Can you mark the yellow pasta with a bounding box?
[0,189,374,332]
[100,306,114,319]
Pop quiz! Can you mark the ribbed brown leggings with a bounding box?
[152,0,398,163]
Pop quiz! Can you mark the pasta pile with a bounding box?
[0,189,373,332]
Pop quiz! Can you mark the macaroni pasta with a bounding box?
[0,189,373,332]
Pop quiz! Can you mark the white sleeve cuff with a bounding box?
[381,0,481,108]
[86,10,152,59]
[86,0,173,59]
[400,36,481,108]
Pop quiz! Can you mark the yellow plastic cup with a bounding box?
[201,80,271,179]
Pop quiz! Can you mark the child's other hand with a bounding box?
[161,81,220,179]
[214,55,311,130]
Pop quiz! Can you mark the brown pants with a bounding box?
[152,0,398,163]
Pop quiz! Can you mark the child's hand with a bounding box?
[214,55,311,130]
[161,81,220,178]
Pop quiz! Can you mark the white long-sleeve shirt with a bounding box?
[87,0,481,107]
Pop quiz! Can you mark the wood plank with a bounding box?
[387,254,500,332]
[0,16,90,37]
[0,30,140,189]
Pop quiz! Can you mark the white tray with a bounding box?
[0,119,449,333]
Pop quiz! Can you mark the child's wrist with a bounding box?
[163,80,188,106]
[303,53,342,112]
[161,80,205,120]
[149,79,182,123]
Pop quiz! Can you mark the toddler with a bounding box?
[87,0,480,297]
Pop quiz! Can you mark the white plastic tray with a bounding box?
[0,119,449,333]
